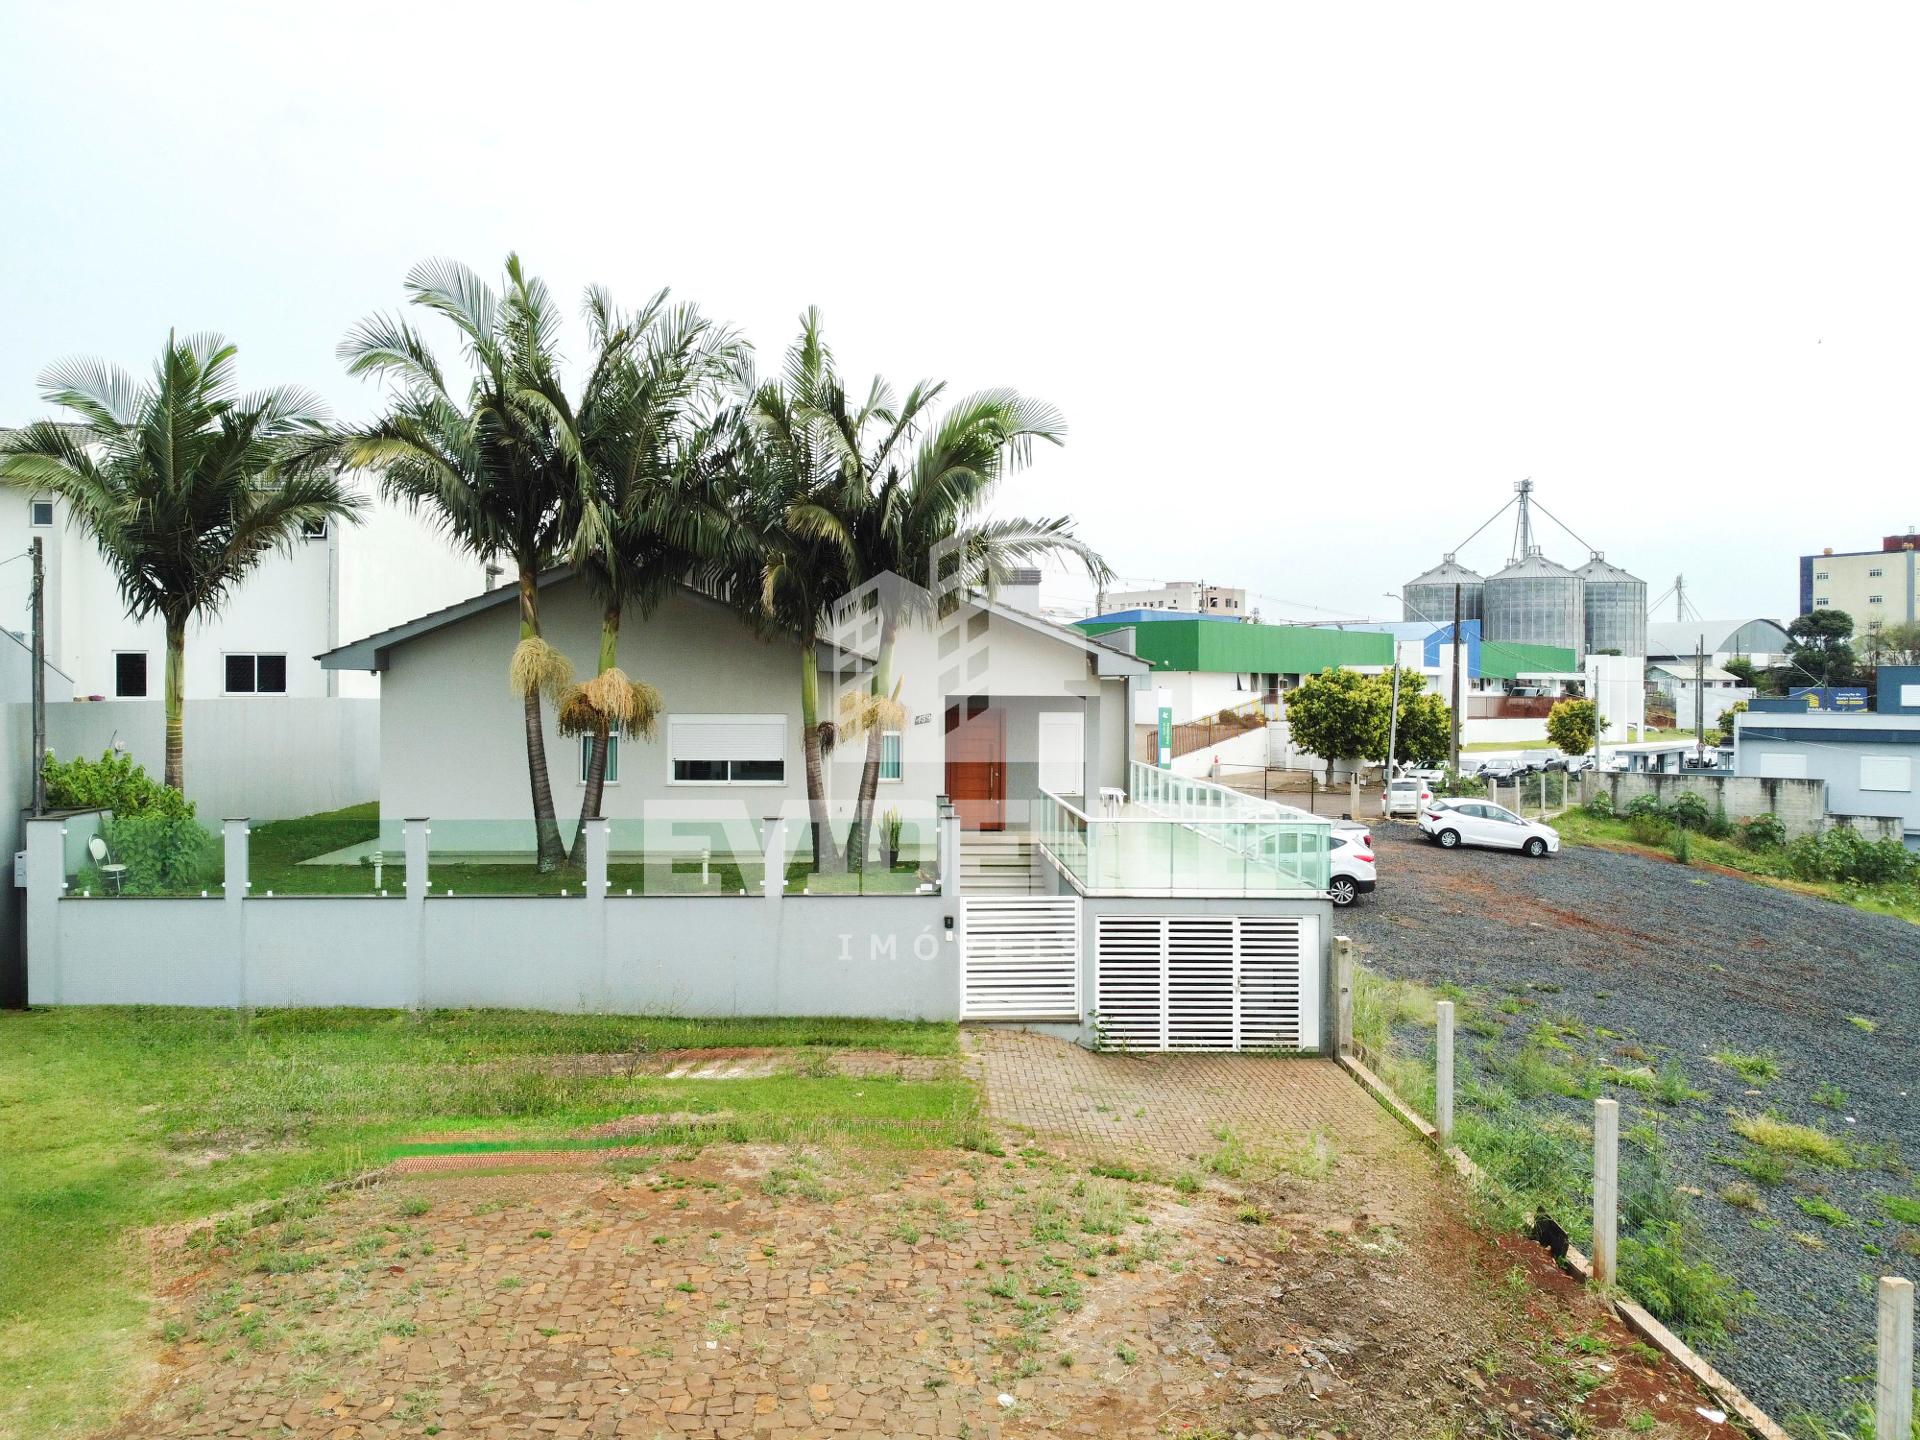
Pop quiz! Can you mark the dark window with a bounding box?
[730,758,784,783]
[672,758,728,783]
[301,519,328,540]
[225,653,288,694]
[115,652,147,698]
[30,500,53,527]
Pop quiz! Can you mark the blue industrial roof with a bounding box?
[1081,608,1240,625]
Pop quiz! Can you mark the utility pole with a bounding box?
[1385,656,1401,784]
[1449,583,1463,779]
[30,537,46,816]
[1694,636,1706,764]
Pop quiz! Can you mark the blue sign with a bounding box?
[1788,687,1869,712]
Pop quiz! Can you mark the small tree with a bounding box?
[1707,697,1749,746]
[1546,698,1601,756]
[1364,666,1450,768]
[1286,668,1385,784]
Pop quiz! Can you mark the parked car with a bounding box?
[1328,824,1376,907]
[1419,799,1560,857]
[1381,776,1434,817]
[1475,759,1520,781]
[1564,755,1596,773]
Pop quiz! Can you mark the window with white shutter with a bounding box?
[668,715,787,785]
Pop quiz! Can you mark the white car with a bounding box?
[1380,776,1434,817]
[1419,798,1559,857]
[1328,825,1377,907]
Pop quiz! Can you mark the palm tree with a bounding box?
[720,312,854,871]
[800,350,1108,868]
[339,255,581,871]
[548,287,746,864]
[0,333,358,792]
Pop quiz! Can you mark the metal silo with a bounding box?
[1403,554,1484,628]
[1575,551,1646,656]
[1484,547,1586,657]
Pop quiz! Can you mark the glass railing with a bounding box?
[424,819,587,897]
[1033,766,1332,896]
[62,810,227,898]
[787,811,942,896]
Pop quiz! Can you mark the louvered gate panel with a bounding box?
[1164,917,1237,1051]
[1090,916,1166,1050]
[1094,913,1321,1052]
[1236,916,1314,1051]
[959,896,1082,1019]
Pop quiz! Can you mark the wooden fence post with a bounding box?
[1435,1000,1455,1145]
[1593,1097,1619,1285]
[1880,1276,1914,1440]
[1334,935,1354,1057]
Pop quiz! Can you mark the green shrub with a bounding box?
[1669,791,1710,831]
[1627,814,1673,847]
[1705,799,1733,840]
[43,749,192,820]
[1738,813,1786,851]
[87,815,220,894]
[1673,826,1692,865]
[1786,828,1920,887]
[1582,790,1615,819]
[1619,1220,1746,1345]
[1623,793,1667,821]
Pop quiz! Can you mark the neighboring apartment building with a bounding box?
[0,483,482,701]
[1098,580,1249,617]
[1800,532,1920,630]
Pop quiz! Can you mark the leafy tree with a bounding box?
[1721,656,1761,689]
[342,255,586,871]
[1365,667,1449,767]
[43,749,193,819]
[0,334,358,792]
[1862,620,1920,667]
[1546,698,1601,756]
[1286,668,1385,783]
[1707,697,1748,746]
[1786,608,1857,687]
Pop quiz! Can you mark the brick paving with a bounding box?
[967,1027,1411,1173]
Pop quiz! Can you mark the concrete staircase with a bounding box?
[959,831,1040,894]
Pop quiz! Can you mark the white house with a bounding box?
[0,481,481,703]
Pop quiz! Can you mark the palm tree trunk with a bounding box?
[518,566,566,872]
[847,617,895,873]
[163,621,186,793]
[567,603,622,868]
[799,643,837,871]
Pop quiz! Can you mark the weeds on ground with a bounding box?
[1731,1113,1851,1168]
[1711,1049,1781,1085]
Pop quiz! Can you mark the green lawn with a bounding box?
[75,802,936,898]
[0,1007,966,1440]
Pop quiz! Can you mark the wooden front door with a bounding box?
[946,703,1006,830]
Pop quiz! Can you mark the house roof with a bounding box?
[1647,661,1741,683]
[318,567,1148,678]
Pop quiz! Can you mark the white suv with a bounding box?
[1328,825,1377,906]
[1419,799,1559,857]
[1380,776,1434,817]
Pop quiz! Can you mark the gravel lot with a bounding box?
[1339,821,1920,1428]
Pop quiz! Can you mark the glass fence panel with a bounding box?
[605,803,773,896]
[1075,815,1332,895]
[425,819,585,897]
[789,811,941,895]
[251,806,400,897]
[1036,792,1090,891]
[65,811,226,898]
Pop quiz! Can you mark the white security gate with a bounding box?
[960,896,1082,1019]
[1093,914,1320,1052]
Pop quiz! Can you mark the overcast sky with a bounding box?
[2,2,1914,625]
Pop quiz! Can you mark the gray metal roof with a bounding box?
[1644,618,1791,657]
[1488,547,1578,580]
[1573,551,1642,583]
[1406,553,1484,586]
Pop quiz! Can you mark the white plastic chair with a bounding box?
[88,834,128,894]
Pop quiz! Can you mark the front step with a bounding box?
[960,832,1039,894]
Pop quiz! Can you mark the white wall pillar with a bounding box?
[222,818,249,904]
[24,817,66,1005]
[1333,934,1354,1056]
[762,814,785,903]
[585,818,610,902]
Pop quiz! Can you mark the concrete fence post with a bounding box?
[1333,935,1354,1056]
[585,818,610,902]
[1593,1097,1620,1285]
[24,817,67,1005]
[223,818,250,904]
[762,815,785,902]
[1348,774,1361,820]
[404,818,429,904]
[1879,1276,1914,1440]
[1435,1000,1455,1145]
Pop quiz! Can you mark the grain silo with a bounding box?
[1483,547,1586,657]
[1575,551,1646,657]
[1402,554,1484,628]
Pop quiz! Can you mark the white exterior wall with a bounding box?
[0,484,477,703]
[1128,670,1257,724]
[1585,653,1646,742]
